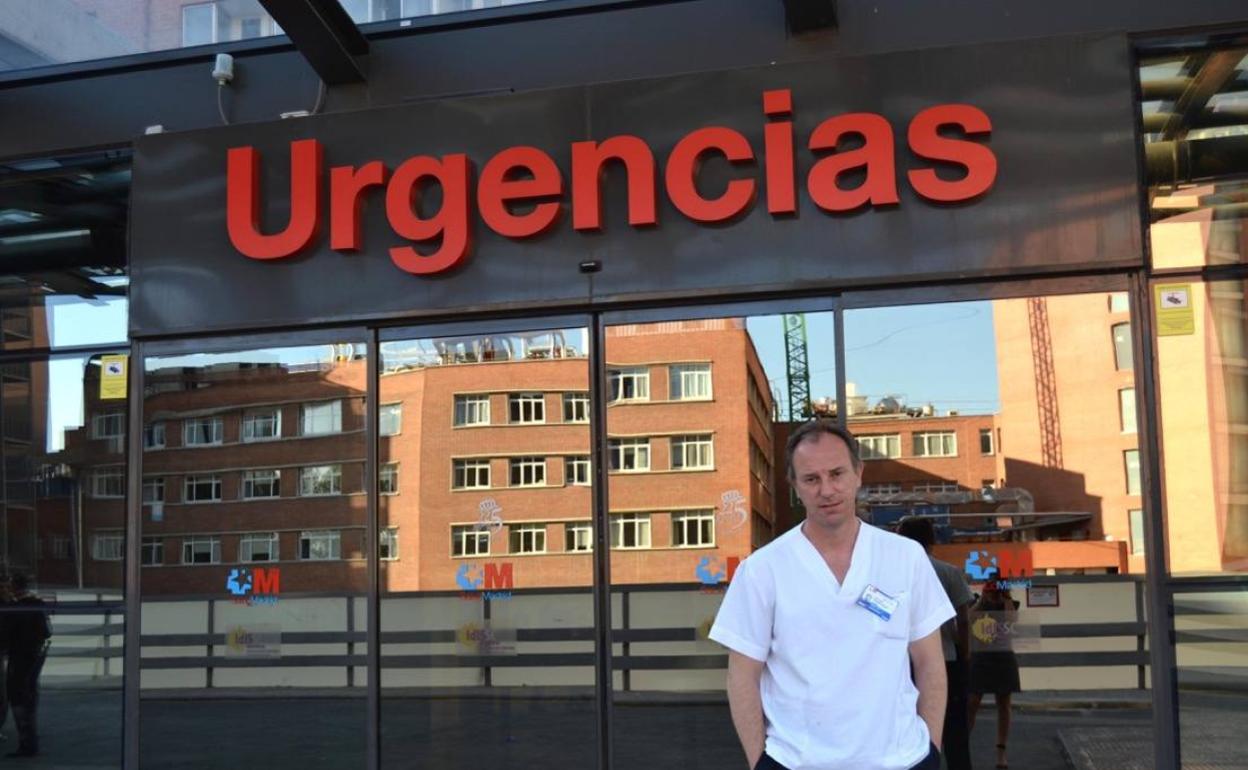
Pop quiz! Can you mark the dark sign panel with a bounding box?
[130,34,1140,336]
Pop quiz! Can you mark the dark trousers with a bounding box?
[944,658,973,770]
[755,742,940,770]
[7,650,46,753]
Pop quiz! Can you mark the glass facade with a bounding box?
[3,9,1248,770]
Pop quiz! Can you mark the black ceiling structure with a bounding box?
[258,0,369,85]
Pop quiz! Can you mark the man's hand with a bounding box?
[726,650,767,767]
[909,629,948,750]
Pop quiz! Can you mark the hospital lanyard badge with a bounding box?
[856,584,900,621]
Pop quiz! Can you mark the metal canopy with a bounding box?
[259,0,368,85]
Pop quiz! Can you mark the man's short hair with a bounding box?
[897,516,936,549]
[785,420,862,481]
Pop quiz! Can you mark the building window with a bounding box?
[452,459,491,489]
[858,434,901,460]
[380,463,399,495]
[565,456,591,486]
[380,528,399,560]
[454,394,490,426]
[141,537,164,567]
[509,523,547,554]
[300,530,341,561]
[184,474,223,503]
[565,522,593,552]
[611,513,651,549]
[239,533,279,563]
[142,478,165,505]
[51,537,73,561]
[301,400,342,436]
[672,510,715,547]
[510,457,546,487]
[300,465,343,496]
[243,469,281,499]
[509,393,545,424]
[182,2,218,46]
[452,525,490,557]
[1112,322,1134,371]
[609,367,650,402]
[979,428,995,455]
[380,403,403,436]
[912,481,961,493]
[609,438,650,472]
[1129,509,1145,556]
[1125,450,1142,496]
[242,408,281,442]
[563,392,590,423]
[182,536,221,565]
[91,532,124,561]
[143,421,166,449]
[862,483,903,495]
[1119,388,1137,433]
[184,416,224,446]
[670,363,712,400]
[90,468,125,498]
[92,410,125,440]
[912,431,957,458]
[1109,292,1130,313]
[671,435,714,470]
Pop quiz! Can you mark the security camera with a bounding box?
[212,53,234,85]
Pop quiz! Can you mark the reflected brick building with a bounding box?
[61,320,776,595]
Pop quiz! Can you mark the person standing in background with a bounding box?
[897,516,975,770]
[969,582,1021,770]
[2,573,51,758]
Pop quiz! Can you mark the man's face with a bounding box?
[791,432,862,531]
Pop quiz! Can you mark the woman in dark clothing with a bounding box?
[969,582,1021,769]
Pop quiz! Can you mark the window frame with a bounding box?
[453,394,491,426]
[609,367,650,402]
[300,464,343,497]
[242,407,282,442]
[380,402,403,436]
[452,458,492,489]
[669,363,712,401]
[143,421,166,450]
[183,473,223,503]
[509,456,547,487]
[858,433,901,460]
[1112,322,1134,371]
[300,399,343,436]
[672,509,716,547]
[611,512,652,549]
[299,530,342,561]
[182,536,222,565]
[91,531,125,561]
[565,521,593,552]
[609,438,651,472]
[380,462,399,495]
[671,434,714,470]
[141,537,164,566]
[509,523,547,554]
[183,415,224,447]
[380,528,400,560]
[508,392,546,424]
[565,456,591,486]
[912,431,957,458]
[90,467,126,498]
[563,392,590,423]
[242,468,282,499]
[452,524,490,557]
[239,532,280,563]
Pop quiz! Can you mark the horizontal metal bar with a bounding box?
[1040,622,1147,639]
[1015,651,1150,667]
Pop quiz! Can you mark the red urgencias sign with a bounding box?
[226,89,997,276]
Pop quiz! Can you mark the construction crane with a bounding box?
[782,313,811,421]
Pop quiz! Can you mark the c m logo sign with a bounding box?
[253,568,281,595]
[995,550,1034,579]
[484,563,514,590]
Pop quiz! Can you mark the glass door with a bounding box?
[377,317,598,768]
[137,332,369,768]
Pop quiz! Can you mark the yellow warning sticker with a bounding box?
[1155,284,1195,337]
[99,354,128,400]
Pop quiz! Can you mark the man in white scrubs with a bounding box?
[710,421,954,770]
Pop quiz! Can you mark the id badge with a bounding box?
[856,584,899,621]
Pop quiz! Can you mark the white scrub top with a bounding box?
[709,522,954,770]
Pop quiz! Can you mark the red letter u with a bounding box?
[227,139,323,260]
